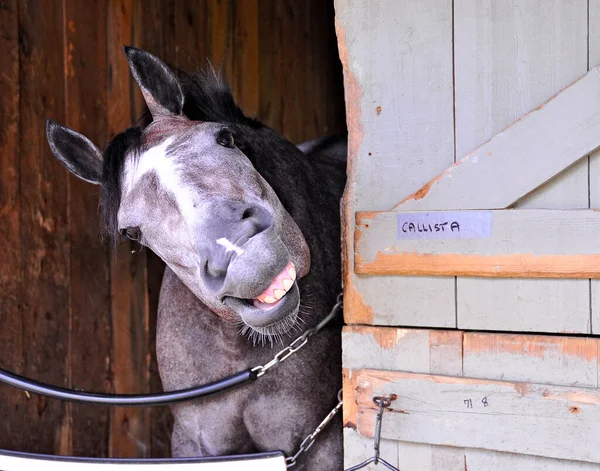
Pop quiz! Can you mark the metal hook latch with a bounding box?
[344,394,400,471]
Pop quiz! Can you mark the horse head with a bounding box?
[46,47,313,343]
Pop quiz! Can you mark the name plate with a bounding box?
[396,211,492,240]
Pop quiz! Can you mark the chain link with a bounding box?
[286,389,344,468]
[249,294,343,467]
[252,293,343,378]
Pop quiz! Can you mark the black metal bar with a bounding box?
[0,367,257,406]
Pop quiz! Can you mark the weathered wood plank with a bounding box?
[207,0,234,80]
[64,0,112,456]
[257,0,283,133]
[342,327,463,469]
[279,1,304,142]
[107,0,151,458]
[232,0,259,117]
[465,449,600,471]
[0,0,24,450]
[355,209,600,278]
[343,326,463,374]
[18,0,71,453]
[171,1,208,72]
[399,68,597,212]
[453,0,589,209]
[453,0,590,334]
[463,333,599,388]
[343,327,600,468]
[590,0,600,334]
[336,0,456,328]
[352,369,600,464]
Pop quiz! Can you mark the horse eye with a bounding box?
[120,227,141,241]
[216,129,235,148]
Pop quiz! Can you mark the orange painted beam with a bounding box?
[355,252,600,278]
[355,209,600,279]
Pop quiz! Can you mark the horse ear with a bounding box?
[123,46,184,118]
[46,119,103,185]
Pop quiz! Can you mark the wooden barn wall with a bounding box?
[337,0,600,334]
[336,0,600,469]
[0,0,345,458]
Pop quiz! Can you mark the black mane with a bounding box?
[100,127,142,241]
[99,67,261,241]
[177,69,263,128]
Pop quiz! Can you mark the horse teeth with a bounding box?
[273,289,285,300]
[289,265,296,281]
[262,296,277,304]
[282,278,293,291]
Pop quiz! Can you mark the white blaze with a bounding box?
[124,137,176,192]
[122,137,199,221]
[216,237,244,256]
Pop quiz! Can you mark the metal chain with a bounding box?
[249,293,343,468]
[252,293,343,378]
[286,389,344,468]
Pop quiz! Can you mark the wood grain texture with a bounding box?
[207,0,234,80]
[343,327,600,469]
[399,69,598,212]
[464,449,600,471]
[343,326,463,374]
[358,253,600,279]
[18,0,71,453]
[342,327,463,469]
[355,209,600,278]
[107,0,151,458]
[463,333,599,388]
[452,0,590,334]
[232,0,259,117]
[352,369,600,464]
[1,0,345,457]
[336,0,456,328]
[172,2,209,72]
[0,0,24,450]
[257,0,283,134]
[65,0,112,456]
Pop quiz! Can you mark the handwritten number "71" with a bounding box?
[463,397,489,409]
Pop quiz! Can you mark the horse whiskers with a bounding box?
[235,290,332,347]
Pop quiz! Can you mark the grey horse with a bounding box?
[46,46,346,470]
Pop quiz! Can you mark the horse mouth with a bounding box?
[223,262,302,340]
[250,261,296,310]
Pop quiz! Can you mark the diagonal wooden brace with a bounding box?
[355,67,600,279]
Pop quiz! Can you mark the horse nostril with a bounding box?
[240,205,272,236]
[242,207,254,220]
[203,258,228,293]
[206,259,228,279]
